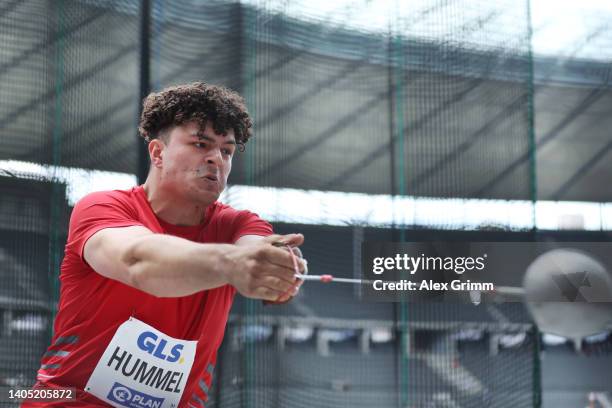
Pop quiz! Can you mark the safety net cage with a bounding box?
[2,0,612,407]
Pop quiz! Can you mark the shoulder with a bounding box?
[65,187,145,254]
[211,202,263,223]
[210,202,273,242]
[71,187,141,218]
[69,187,141,229]
[74,188,137,210]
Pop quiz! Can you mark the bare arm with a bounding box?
[83,227,305,299]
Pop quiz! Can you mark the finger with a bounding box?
[273,293,293,304]
[286,246,303,259]
[263,294,292,305]
[258,275,296,294]
[251,286,286,302]
[271,280,301,304]
[262,246,307,273]
[269,233,304,248]
[282,233,304,247]
[255,261,300,284]
[261,234,285,244]
[276,246,305,272]
[273,243,302,258]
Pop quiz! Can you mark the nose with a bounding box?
[206,147,223,166]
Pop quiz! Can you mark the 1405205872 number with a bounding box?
[7,387,76,401]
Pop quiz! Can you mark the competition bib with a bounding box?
[85,317,197,408]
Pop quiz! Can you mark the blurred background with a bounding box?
[1,0,611,407]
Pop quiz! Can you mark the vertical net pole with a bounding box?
[138,0,151,185]
[526,3,542,405]
[526,0,537,231]
[391,1,409,406]
[48,0,66,336]
[242,3,258,407]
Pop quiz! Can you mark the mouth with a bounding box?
[203,174,218,182]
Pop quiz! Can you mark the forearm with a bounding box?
[91,228,304,300]
[122,234,234,297]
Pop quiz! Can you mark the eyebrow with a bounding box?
[190,133,236,145]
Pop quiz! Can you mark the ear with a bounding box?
[148,139,165,168]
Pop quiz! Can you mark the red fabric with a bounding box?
[23,186,272,407]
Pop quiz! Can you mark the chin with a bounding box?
[187,181,225,205]
[192,190,220,205]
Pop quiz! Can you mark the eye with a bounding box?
[222,148,233,156]
[194,142,207,149]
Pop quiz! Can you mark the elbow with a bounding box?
[120,237,162,297]
[125,262,150,294]
[125,262,166,298]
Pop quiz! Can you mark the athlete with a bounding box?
[23,82,305,407]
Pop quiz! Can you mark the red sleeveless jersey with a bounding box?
[24,186,272,407]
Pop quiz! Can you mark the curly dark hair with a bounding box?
[138,82,253,149]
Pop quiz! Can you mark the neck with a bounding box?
[143,175,209,226]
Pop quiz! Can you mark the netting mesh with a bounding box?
[229,0,534,200]
[0,177,69,393]
[202,223,540,408]
[2,0,612,407]
[0,0,140,172]
[215,1,538,406]
[0,0,138,400]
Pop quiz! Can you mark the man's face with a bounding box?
[154,121,236,205]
